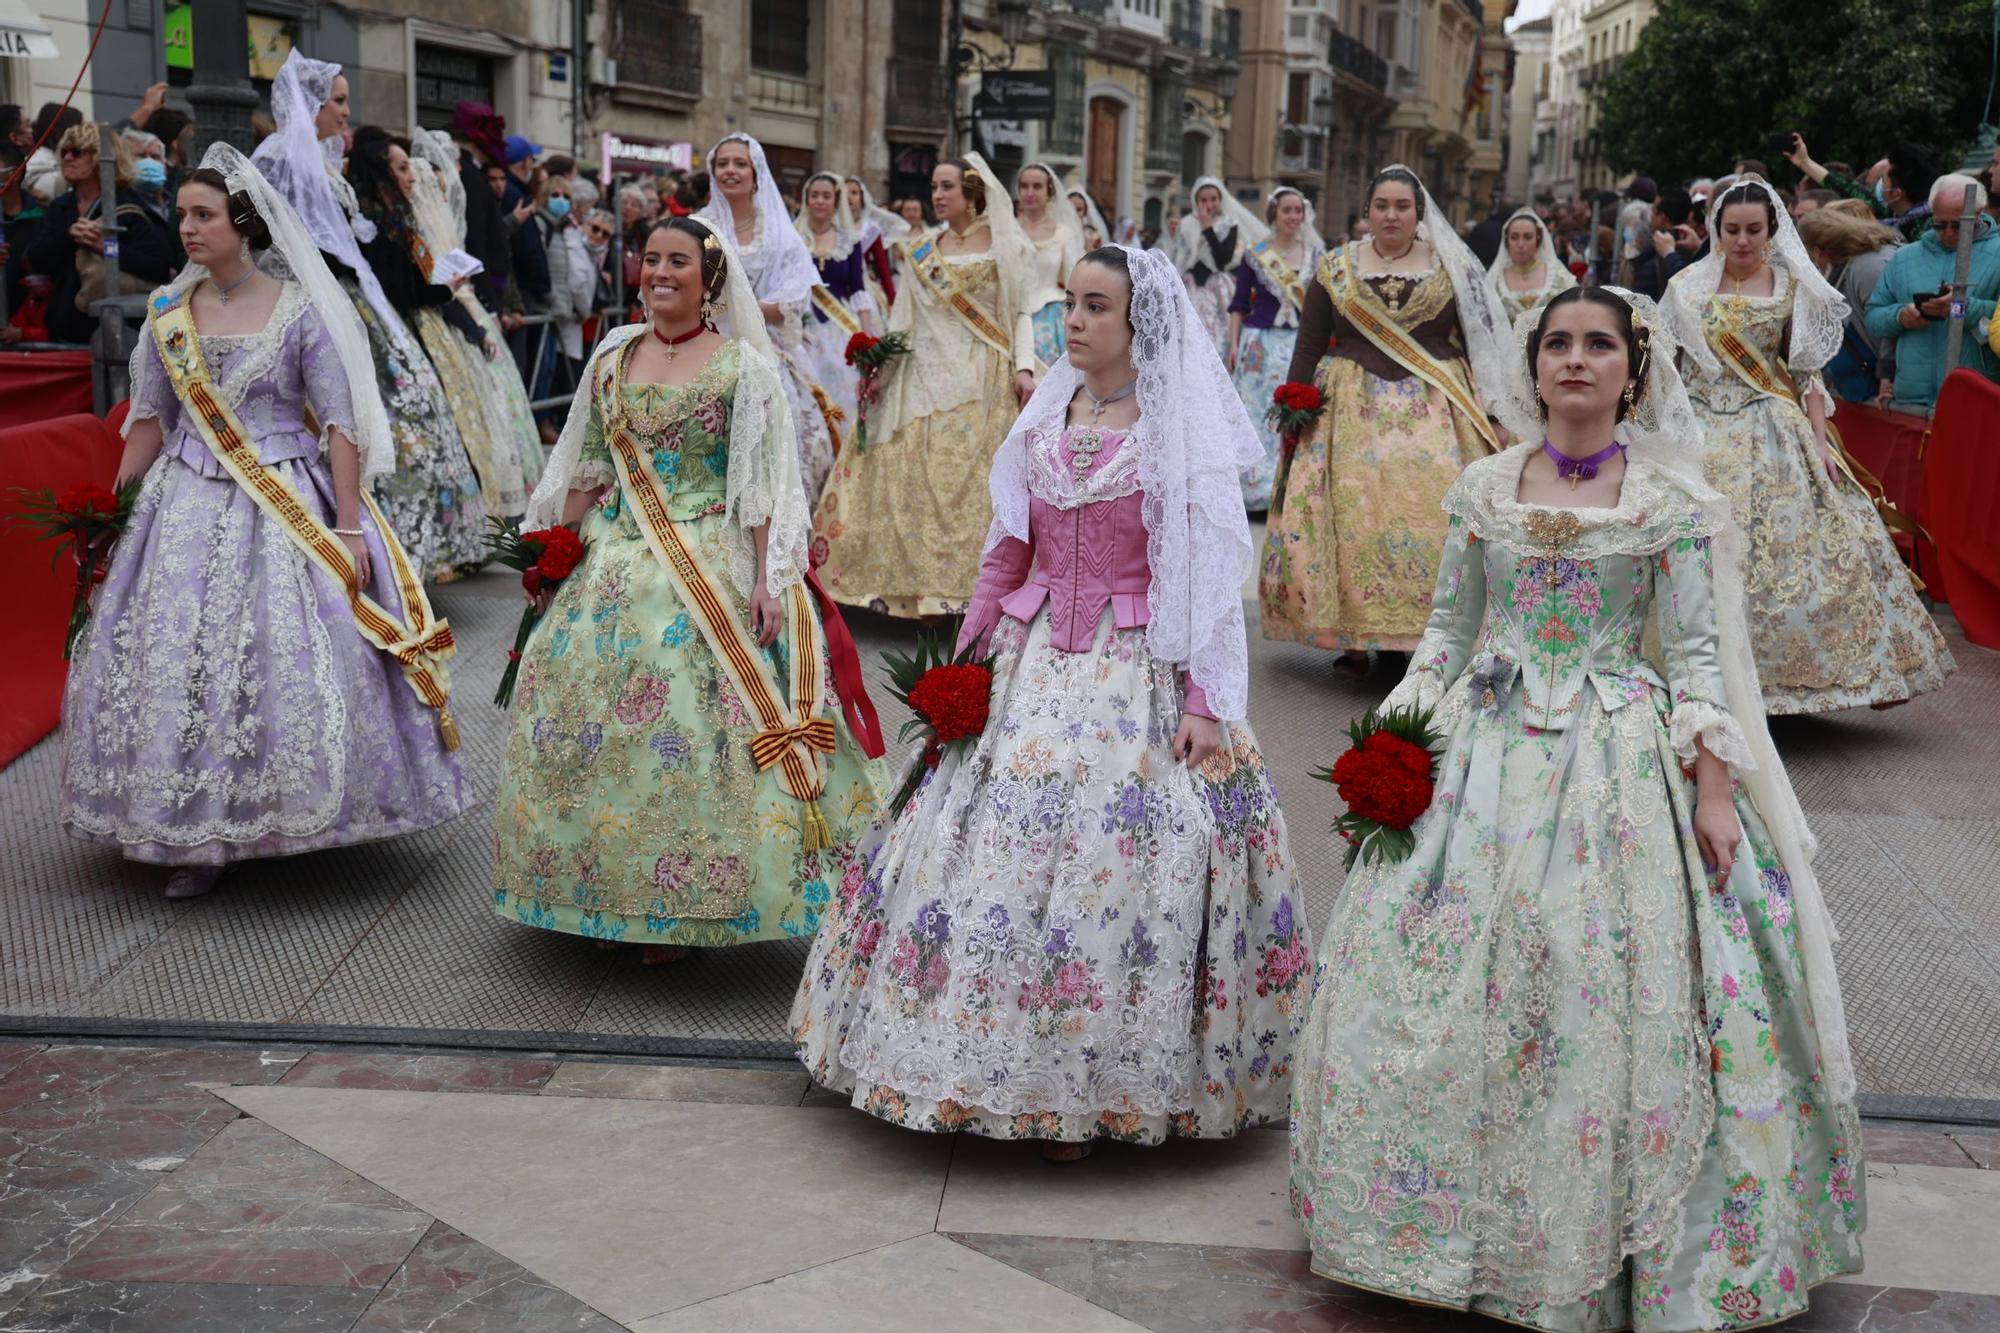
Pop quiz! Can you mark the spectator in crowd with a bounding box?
[1798,205,1902,404]
[0,104,30,155]
[1467,195,1516,267]
[1615,176,1657,287]
[1786,136,1935,241]
[581,206,614,310]
[569,174,599,219]
[25,103,83,202]
[448,100,516,316]
[1792,187,1837,219]
[501,135,549,375]
[0,138,47,340]
[26,121,171,344]
[1865,174,1998,410]
[119,128,181,272]
[898,195,926,229]
[1732,156,1769,180]
[526,170,586,439]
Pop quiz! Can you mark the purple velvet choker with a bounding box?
[1542,440,1625,487]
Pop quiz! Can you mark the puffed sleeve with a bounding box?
[122,321,181,439]
[1382,513,1487,714]
[296,304,359,451]
[1653,530,1753,768]
[570,390,616,494]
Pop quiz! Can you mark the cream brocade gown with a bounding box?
[1683,267,1952,713]
[812,244,1021,618]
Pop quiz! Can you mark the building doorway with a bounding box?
[1087,96,1122,224]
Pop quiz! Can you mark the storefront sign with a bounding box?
[163,6,293,79]
[600,131,694,177]
[978,71,1056,120]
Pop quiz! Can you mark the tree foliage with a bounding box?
[1599,0,1997,184]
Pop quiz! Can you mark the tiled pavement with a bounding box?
[1,1041,1996,1332]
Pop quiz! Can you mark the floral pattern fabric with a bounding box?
[1232,324,1296,510]
[793,606,1311,1143]
[63,284,474,865]
[492,343,886,947]
[1289,448,1865,1331]
[1685,274,1952,713]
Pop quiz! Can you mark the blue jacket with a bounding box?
[1864,215,2000,409]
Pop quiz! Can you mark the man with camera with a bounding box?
[1863,173,1999,410]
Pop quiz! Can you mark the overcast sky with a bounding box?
[1506,0,1554,32]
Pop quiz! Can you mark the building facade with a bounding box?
[1545,0,1653,199]
[1507,13,1550,202]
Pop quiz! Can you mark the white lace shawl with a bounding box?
[1067,178,1110,249]
[699,133,821,306]
[985,245,1259,719]
[792,171,861,265]
[1664,176,1849,391]
[1484,206,1576,309]
[847,177,911,249]
[1171,175,1267,279]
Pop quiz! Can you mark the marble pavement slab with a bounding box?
[217,1084,954,1326]
[627,1234,1145,1332]
[1829,1160,2000,1297]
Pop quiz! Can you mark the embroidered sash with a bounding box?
[1247,238,1307,316]
[1327,249,1501,451]
[597,353,837,849]
[148,293,460,749]
[810,283,862,337]
[904,233,1011,360]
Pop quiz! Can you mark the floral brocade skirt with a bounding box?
[811,347,1019,619]
[1289,682,1865,1331]
[1259,357,1489,651]
[791,605,1312,1143]
[1691,389,1951,713]
[799,314,863,452]
[1232,324,1297,511]
[491,502,886,948]
[348,286,489,580]
[1030,300,1066,367]
[414,305,528,522]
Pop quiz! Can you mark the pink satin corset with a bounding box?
[963,426,1212,716]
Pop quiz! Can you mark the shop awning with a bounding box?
[0,0,60,59]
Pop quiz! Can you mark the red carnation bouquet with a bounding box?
[843,330,911,452]
[1267,379,1326,445]
[1314,704,1444,870]
[8,478,141,659]
[488,518,588,707]
[881,625,995,818]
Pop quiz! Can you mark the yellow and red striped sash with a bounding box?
[810,284,862,337]
[599,356,836,848]
[904,232,1011,360]
[148,294,460,748]
[1327,249,1501,452]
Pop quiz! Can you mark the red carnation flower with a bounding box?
[57,482,121,518]
[528,526,585,581]
[844,331,879,365]
[907,662,992,745]
[1364,729,1432,779]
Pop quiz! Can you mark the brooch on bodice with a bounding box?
[1068,427,1107,475]
[1522,508,1584,588]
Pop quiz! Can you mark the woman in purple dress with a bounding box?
[793,171,872,435]
[61,146,473,900]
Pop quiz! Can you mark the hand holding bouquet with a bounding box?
[844,330,911,452]
[1267,380,1326,452]
[882,625,995,818]
[488,518,587,707]
[1314,704,1443,870]
[8,478,140,658]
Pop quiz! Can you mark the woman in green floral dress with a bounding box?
[493,218,885,960]
[1289,287,1864,1331]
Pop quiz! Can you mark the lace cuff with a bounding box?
[569,460,617,494]
[1668,699,1755,770]
[315,417,358,454]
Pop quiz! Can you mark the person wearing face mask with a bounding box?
[794,244,1308,1161]
[530,172,594,428]
[1291,285,1867,1331]
[122,130,183,273]
[1666,178,1953,712]
[25,121,172,345]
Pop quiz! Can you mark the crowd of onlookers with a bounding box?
[1459,136,2000,412]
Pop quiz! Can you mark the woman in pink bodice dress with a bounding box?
[792,245,1311,1159]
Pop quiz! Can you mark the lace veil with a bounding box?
[1663,175,1849,386]
[846,177,910,249]
[1490,286,1856,1104]
[528,220,809,599]
[986,244,1259,719]
[699,133,821,306]
[137,143,394,481]
[251,51,410,355]
[958,151,1036,343]
[1018,160,1086,257]
[1268,186,1327,256]
[792,170,860,263]
[408,129,469,250]
[1066,177,1110,248]
[1484,206,1575,304]
[1171,175,1268,277]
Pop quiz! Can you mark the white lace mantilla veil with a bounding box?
[252,50,411,354]
[986,244,1259,720]
[846,177,910,249]
[698,133,821,306]
[1362,164,1517,421]
[1066,176,1110,246]
[1484,205,1575,300]
[528,221,811,600]
[134,143,395,481]
[1488,285,1857,1104]
[1268,186,1327,257]
[1663,175,1849,400]
[1171,175,1269,277]
[1019,160,1086,257]
[791,170,860,264]
[408,130,469,251]
[958,151,1037,344]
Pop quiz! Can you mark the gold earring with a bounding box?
[1534,387,1549,420]
[1620,382,1638,416]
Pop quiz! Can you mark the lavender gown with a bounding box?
[61,281,474,866]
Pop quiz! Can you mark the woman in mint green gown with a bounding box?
[1288,287,1865,1331]
[492,219,885,957]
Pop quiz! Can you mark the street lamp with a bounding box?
[995,0,1031,47]
[184,0,259,156]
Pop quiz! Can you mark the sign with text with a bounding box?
[978,71,1056,121]
[600,131,694,177]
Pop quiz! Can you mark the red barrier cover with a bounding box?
[0,409,124,770]
[1923,370,2000,650]
[1830,398,1940,585]
[0,350,94,430]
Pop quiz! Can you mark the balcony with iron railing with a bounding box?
[1329,30,1387,92]
[1277,125,1328,174]
[616,2,703,98]
[1040,0,1110,17]
[1210,7,1240,60]
[886,56,950,131]
[1167,0,1203,50]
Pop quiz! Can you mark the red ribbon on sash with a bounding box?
[806,564,885,759]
